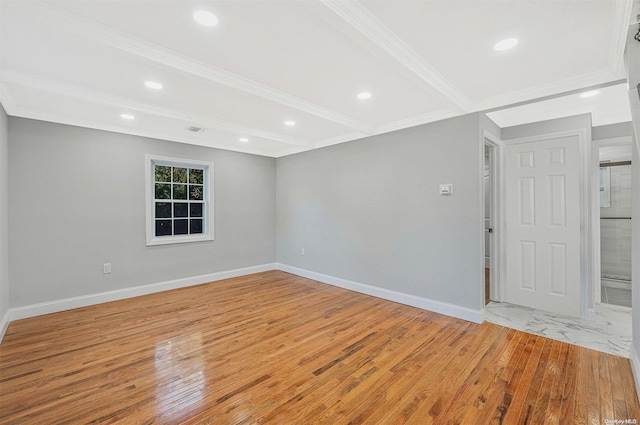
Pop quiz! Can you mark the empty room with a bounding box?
[1,1,640,424]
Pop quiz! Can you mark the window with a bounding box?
[146,155,214,245]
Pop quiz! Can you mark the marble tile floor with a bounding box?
[601,285,632,308]
[485,301,631,358]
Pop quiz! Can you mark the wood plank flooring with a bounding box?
[0,270,638,424]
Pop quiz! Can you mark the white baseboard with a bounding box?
[5,263,277,325]
[0,309,9,342]
[1,262,485,345]
[630,343,640,403]
[277,263,484,324]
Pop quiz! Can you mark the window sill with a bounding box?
[146,234,214,246]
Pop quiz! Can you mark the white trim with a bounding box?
[1,70,312,149]
[7,104,282,158]
[630,343,640,403]
[321,0,470,112]
[375,109,459,135]
[609,0,634,77]
[277,263,484,324]
[0,309,10,342]
[470,69,617,113]
[483,130,505,303]
[6,1,375,135]
[502,128,592,319]
[5,263,277,324]
[145,155,215,246]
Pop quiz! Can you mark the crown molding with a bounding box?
[375,108,458,135]
[609,0,634,77]
[5,0,376,135]
[1,69,312,148]
[321,0,471,113]
[0,82,16,115]
[10,104,282,157]
[470,69,617,113]
[273,146,314,158]
[313,131,369,149]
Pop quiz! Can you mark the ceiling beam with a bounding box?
[1,70,313,148]
[5,0,377,136]
[321,0,472,113]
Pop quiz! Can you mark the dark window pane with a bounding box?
[189,185,203,200]
[155,202,172,218]
[155,165,171,182]
[155,183,171,199]
[190,203,203,218]
[173,184,187,200]
[174,203,188,218]
[190,219,203,234]
[174,219,188,235]
[189,169,203,184]
[173,167,187,183]
[155,220,172,236]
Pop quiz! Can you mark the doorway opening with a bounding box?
[483,137,500,306]
[597,142,632,308]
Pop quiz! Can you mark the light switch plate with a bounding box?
[439,184,453,196]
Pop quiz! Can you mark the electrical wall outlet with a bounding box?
[103,263,112,274]
[301,248,306,256]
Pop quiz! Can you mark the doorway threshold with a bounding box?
[485,301,630,358]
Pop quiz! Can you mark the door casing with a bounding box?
[485,128,593,319]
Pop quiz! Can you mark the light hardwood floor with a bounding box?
[1,270,638,424]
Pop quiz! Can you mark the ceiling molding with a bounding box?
[1,70,312,148]
[0,83,16,114]
[469,69,616,113]
[5,0,377,136]
[314,131,369,149]
[321,0,472,112]
[9,104,282,157]
[273,146,314,158]
[609,0,634,77]
[375,109,458,135]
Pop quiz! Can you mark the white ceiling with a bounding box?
[0,0,633,158]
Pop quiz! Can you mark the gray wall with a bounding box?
[502,114,592,141]
[276,113,484,311]
[8,118,276,307]
[593,122,634,141]
[0,105,8,321]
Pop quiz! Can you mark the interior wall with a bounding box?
[0,105,8,326]
[8,117,276,308]
[502,114,592,141]
[276,113,484,312]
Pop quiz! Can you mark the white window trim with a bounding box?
[145,154,215,246]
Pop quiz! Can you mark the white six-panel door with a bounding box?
[505,135,581,317]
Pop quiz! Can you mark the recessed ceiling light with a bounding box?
[239,137,249,143]
[580,90,600,98]
[193,10,219,27]
[357,92,372,100]
[493,38,518,51]
[284,120,296,127]
[144,81,163,90]
[120,113,135,120]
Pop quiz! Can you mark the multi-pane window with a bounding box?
[146,155,214,246]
